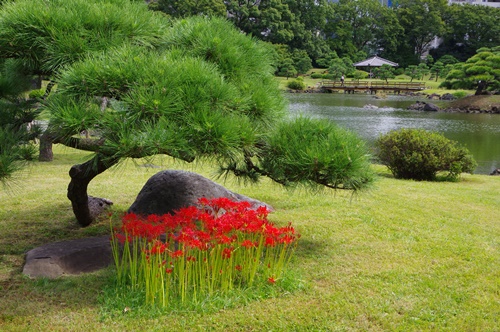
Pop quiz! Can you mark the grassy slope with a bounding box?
[449,95,500,110]
[1,145,499,331]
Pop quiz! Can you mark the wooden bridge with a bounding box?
[320,81,426,94]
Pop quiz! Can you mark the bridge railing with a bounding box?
[320,81,425,90]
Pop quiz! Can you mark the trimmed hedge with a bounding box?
[375,128,477,181]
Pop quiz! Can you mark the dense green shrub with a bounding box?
[287,77,306,90]
[375,129,477,181]
[451,90,469,99]
[310,73,323,79]
[353,70,369,80]
[394,68,405,76]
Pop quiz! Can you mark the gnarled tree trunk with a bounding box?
[39,131,54,162]
[475,80,487,95]
[67,155,119,227]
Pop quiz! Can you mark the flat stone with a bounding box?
[23,236,112,278]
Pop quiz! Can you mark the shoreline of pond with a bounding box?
[286,88,500,114]
[286,93,500,175]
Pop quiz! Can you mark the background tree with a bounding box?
[430,61,444,82]
[327,58,349,81]
[443,46,500,95]
[225,0,296,45]
[438,55,459,66]
[373,64,395,83]
[391,0,448,67]
[151,0,226,18]
[435,4,500,62]
[282,0,332,64]
[316,51,339,69]
[324,0,401,58]
[273,45,297,78]
[291,49,313,75]
[417,63,430,80]
[404,65,420,82]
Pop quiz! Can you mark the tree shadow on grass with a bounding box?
[0,202,111,256]
[294,238,330,260]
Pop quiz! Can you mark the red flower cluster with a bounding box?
[116,197,299,259]
[111,198,301,307]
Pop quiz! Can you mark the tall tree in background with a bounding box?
[151,0,226,18]
[435,4,500,62]
[392,0,448,67]
[225,0,296,45]
[324,0,401,58]
[283,0,332,65]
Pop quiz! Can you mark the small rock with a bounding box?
[423,103,440,112]
[490,168,500,176]
[440,93,457,101]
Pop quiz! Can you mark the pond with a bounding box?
[287,93,500,175]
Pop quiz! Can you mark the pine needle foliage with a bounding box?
[261,117,374,190]
[0,0,169,74]
[50,14,373,193]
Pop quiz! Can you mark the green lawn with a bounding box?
[1,145,499,331]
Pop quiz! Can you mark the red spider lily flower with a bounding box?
[265,236,276,247]
[235,265,242,271]
[113,233,129,244]
[222,247,233,259]
[256,206,270,218]
[240,239,257,248]
[170,250,184,258]
[279,235,296,244]
[217,234,234,245]
[175,206,201,222]
[197,197,211,206]
[149,241,167,255]
[165,268,173,274]
[186,256,196,262]
[268,276,276,284]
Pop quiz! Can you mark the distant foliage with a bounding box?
[287,77,306,90]
[376,129,477,181]
[373,64,395,83]
[352,70,369,80]
[443,47,500,93]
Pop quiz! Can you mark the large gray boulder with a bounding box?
[128,170,272,216]
[23,236,112,278]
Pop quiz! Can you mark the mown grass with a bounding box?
[1,145,499,331]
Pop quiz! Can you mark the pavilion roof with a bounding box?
[353,56,398,67]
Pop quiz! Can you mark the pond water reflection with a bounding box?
[287,93,500,175]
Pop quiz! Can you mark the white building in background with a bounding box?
[448,0,500,7]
